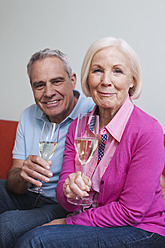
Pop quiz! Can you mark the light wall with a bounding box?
[0,0,165,131]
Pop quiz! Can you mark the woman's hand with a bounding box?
[160,175,165,207]
[63,171,91,199]
[42,218,66,226]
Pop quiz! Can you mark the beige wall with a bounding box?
[0,0,165,131]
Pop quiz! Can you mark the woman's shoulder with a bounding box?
[124,106,164,146]
[131,105,163,132]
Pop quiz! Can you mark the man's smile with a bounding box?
[47,100,60,105]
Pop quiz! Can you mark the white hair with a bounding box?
[27,48,72,83]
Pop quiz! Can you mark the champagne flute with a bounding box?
[28,121,60,194]
[67,113,99,206]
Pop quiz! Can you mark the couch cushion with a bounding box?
[0,120,18,179]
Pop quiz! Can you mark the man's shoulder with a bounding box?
[21,104,37,114]
[22,103,42,116]
[75,90,94,112]
[19,104,42,122]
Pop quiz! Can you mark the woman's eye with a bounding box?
[114,69,122,74]
[93,69,102,73]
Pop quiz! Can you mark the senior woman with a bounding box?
[14,37,165,248]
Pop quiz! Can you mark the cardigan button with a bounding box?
[99,202,102,206]
[101,180,104,184]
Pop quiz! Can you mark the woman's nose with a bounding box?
[101,72,112,86]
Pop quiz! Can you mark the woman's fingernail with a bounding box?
[86,186,90,191]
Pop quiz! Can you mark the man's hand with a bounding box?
[6,156,53,194]
[42,218,66,226]
[63,171,91,199]
[20,155,53,187]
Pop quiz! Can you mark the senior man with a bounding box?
[0,48,94,248]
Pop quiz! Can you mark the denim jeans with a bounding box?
[0,179,68,248]
[14,224,165,248]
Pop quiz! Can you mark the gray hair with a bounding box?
[27,48,72,82]
[81,37,142,100]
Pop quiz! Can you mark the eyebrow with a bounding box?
[91,63,124,67]
[32,77,65,87]
[91,64,102,67]
[32,81,44,87]
[50,77,65,83]
[113,64,124,67]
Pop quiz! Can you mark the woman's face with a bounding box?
[88,46,134,117]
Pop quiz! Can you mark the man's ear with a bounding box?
[71,73,77,90]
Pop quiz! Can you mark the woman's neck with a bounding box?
[98,107,116,130]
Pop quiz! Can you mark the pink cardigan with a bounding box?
[56,106,165,237]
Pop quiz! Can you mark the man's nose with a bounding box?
[44,83,54,97]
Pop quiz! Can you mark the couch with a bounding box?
[0,119,165,204]
[0,119,18,179]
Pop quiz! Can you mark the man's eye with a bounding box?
[51,77,65,85]
[33,84,45,90]
[52,80,62,84]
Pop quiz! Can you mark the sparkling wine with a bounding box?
[74,137,98,165]
[39,141,57,160]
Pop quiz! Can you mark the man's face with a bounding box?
[30,57,77,123]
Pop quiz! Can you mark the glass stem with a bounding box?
[82,163,86,176]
